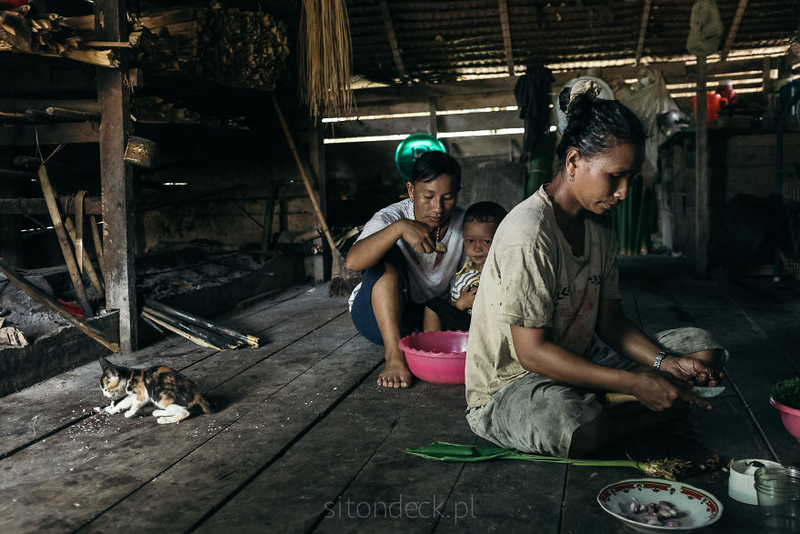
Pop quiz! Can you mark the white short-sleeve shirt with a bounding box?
[348,198,465,308]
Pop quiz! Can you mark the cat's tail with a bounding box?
[192,393,213,414]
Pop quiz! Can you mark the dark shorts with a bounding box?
[423,297,471,331]
[350,247,423,345]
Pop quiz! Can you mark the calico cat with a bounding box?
[99,357,211,424]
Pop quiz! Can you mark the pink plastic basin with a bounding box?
[770,397,800,441]
[399,330,468,385]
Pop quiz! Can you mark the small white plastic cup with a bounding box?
[729,459,782,505]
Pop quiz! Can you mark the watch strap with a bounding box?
[653,350,669,370]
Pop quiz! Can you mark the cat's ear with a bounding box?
[99,358,117,375]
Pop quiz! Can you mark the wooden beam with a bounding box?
[695,55,709,276]
[0,123,99,145]
[0,196,102,215]
[5,48,117,68]
[378,0,406,80]
[0,98,101,114]
[497,0,515,76]
[96,0,137,352]
[0,168,36,180]
[720,0,749,63]
[635,0,653,66]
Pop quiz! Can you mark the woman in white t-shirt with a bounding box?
[465,80,726,458]
[346,151,465,388]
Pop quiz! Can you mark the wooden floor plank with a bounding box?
[311,381,474,534]
[191,368,429,532]
[434,455,565,533]
[1,266,797,533]
[561,273,769,533]
[0,286,343,457]
[79,326,382,533]
[667,275,800,466]
[195,379,473,533]
[0,310,362,533]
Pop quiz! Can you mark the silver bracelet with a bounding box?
[653,350,669,370]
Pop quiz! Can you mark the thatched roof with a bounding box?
[347,0,798,85]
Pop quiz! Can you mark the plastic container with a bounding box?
[399,330,468,384]
[754,466,800,531]
[692,92,729,126]
[769,397,800,441]
[729,459,782,505]
[715,79,737,104]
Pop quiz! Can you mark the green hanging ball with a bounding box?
[395,133,447,181]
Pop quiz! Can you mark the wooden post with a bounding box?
[763,57,774,112]
[694,55,709,275]
[428,97,438,137]
[0,147,20,268]
[260,182,277,259]
[307,113,328,279]
[96,0,138,352]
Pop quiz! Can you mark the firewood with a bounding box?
[0,8,112,66]
[132,5,288,90]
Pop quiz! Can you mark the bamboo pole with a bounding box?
[141,311,222,350]
[74,190,85,273]
[90,215,105,281]
[0,260,118,352]
[142,306,238,349]
[144,299,259,348]
[64,217,104,296]
[37,165,94,317]
[272,95,337,253]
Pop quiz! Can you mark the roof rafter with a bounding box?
[378,0,407,80]
[635,0,653,66]
[497,0,515,76]
[720,0,749,62]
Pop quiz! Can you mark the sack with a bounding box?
[686,0,724,56]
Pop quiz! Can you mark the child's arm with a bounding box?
[452,285,477,310]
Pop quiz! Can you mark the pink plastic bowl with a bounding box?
[770,397,800,441]
[399,330,468,384]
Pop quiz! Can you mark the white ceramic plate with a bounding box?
[597,478,723,532]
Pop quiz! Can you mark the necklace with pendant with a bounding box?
[434,226,447,254]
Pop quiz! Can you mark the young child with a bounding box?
[423,201,507,331]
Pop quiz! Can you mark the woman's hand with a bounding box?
[398,219,437,253]
[661,355,722,387]
[453,286,477,310]
[628,367,712,411]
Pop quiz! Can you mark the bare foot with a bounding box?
[377,360,412,388]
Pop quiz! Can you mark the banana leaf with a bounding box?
[404,441,698,481]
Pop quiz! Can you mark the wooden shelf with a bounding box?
[0,122,99,145]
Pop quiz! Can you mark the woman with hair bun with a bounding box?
[347,150,465,388]
[464,80,726,458]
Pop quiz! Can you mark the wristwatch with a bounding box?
[653,350,669,370]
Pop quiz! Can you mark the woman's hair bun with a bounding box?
[568,79,601,106]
